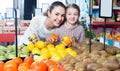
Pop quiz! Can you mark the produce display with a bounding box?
[0,56,65,71]
[0,44,30,61]
[0,34,120,71]
[26,40,77,62]
[59,38,120,71]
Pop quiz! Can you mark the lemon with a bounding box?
[65,48,73,53]
[57,50,67,58]
[41,52,51,59]
[47,44,56,52]
[34,55,47,62]
[32,48,41,54]
[69,51,77,57]
[62,36,70,42]
[49,47,56,52]
[47,44,55,51]
[65,48,77,57]
[62,36,72,45]
[50,51,58,56]
[41,48,51,59]
[51,54,62,62]
[35,40,46,49]
[26,42,35,51]
[41,48,49,54]
[55,43,65,50]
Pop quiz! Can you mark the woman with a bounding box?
[19,1,66,45]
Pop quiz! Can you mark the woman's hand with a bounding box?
[45,34,58,44]
[45,36,55,44]
[28,33,40,44]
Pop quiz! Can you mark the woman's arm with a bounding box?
[19,16,41,45]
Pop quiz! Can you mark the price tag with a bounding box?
[114,40,120,48]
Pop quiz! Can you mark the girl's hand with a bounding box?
[61,39,72,47]
[61,36,72,46]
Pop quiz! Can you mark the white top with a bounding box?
[19,15,54,45]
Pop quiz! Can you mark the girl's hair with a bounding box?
[66,4,80,24]
[43,1,66,16]
[66,3,80,15]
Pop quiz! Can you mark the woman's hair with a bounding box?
[66,3,80,15]
[43,1,66,16]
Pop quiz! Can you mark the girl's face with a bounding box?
[48,6,65,27]
[66,7,79,25]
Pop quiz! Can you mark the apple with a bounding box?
[29,33,37,41]
[116,54,120,57]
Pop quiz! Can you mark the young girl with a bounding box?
[19,1,66,45]
[51,3,85,45]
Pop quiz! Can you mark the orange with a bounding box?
[4,60,18,71]
[24,56,34,65]
[51,34,58,41]
[0,61,4,71]
[18,63,30,71]
[62,36,72,46]
[30,61,48,71]
[116,36,120,41]
[12,57,23,66]
[48,66,62,71]
[65,40,72,45]
[45,59,57,67]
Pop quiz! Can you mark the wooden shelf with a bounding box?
[90,22,120,29]
[92,22,120,25]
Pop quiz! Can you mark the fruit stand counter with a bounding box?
[0,34,23,42]
[0,20,30,42]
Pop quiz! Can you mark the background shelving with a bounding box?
[92,0,120,22]
[91,0,120,47]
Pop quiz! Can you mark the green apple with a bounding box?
[116,54,120,57]
[29,33,37,40]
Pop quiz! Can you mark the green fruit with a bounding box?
[18,44,25,50]
[19,54,29,58]
[8,52,16,59]
[116,54,120,57]
[30,33,37,40]
[0,46,6,51]
[0,56,7,61]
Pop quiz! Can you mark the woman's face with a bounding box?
[66,7,79,25]
[48,6,66,27]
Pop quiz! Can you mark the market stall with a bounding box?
[0,0,120,71]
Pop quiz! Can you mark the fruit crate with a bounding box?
[98,37,120,48]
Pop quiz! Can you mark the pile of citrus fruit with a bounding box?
[0,56,65,71]
[26,40,77,62]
